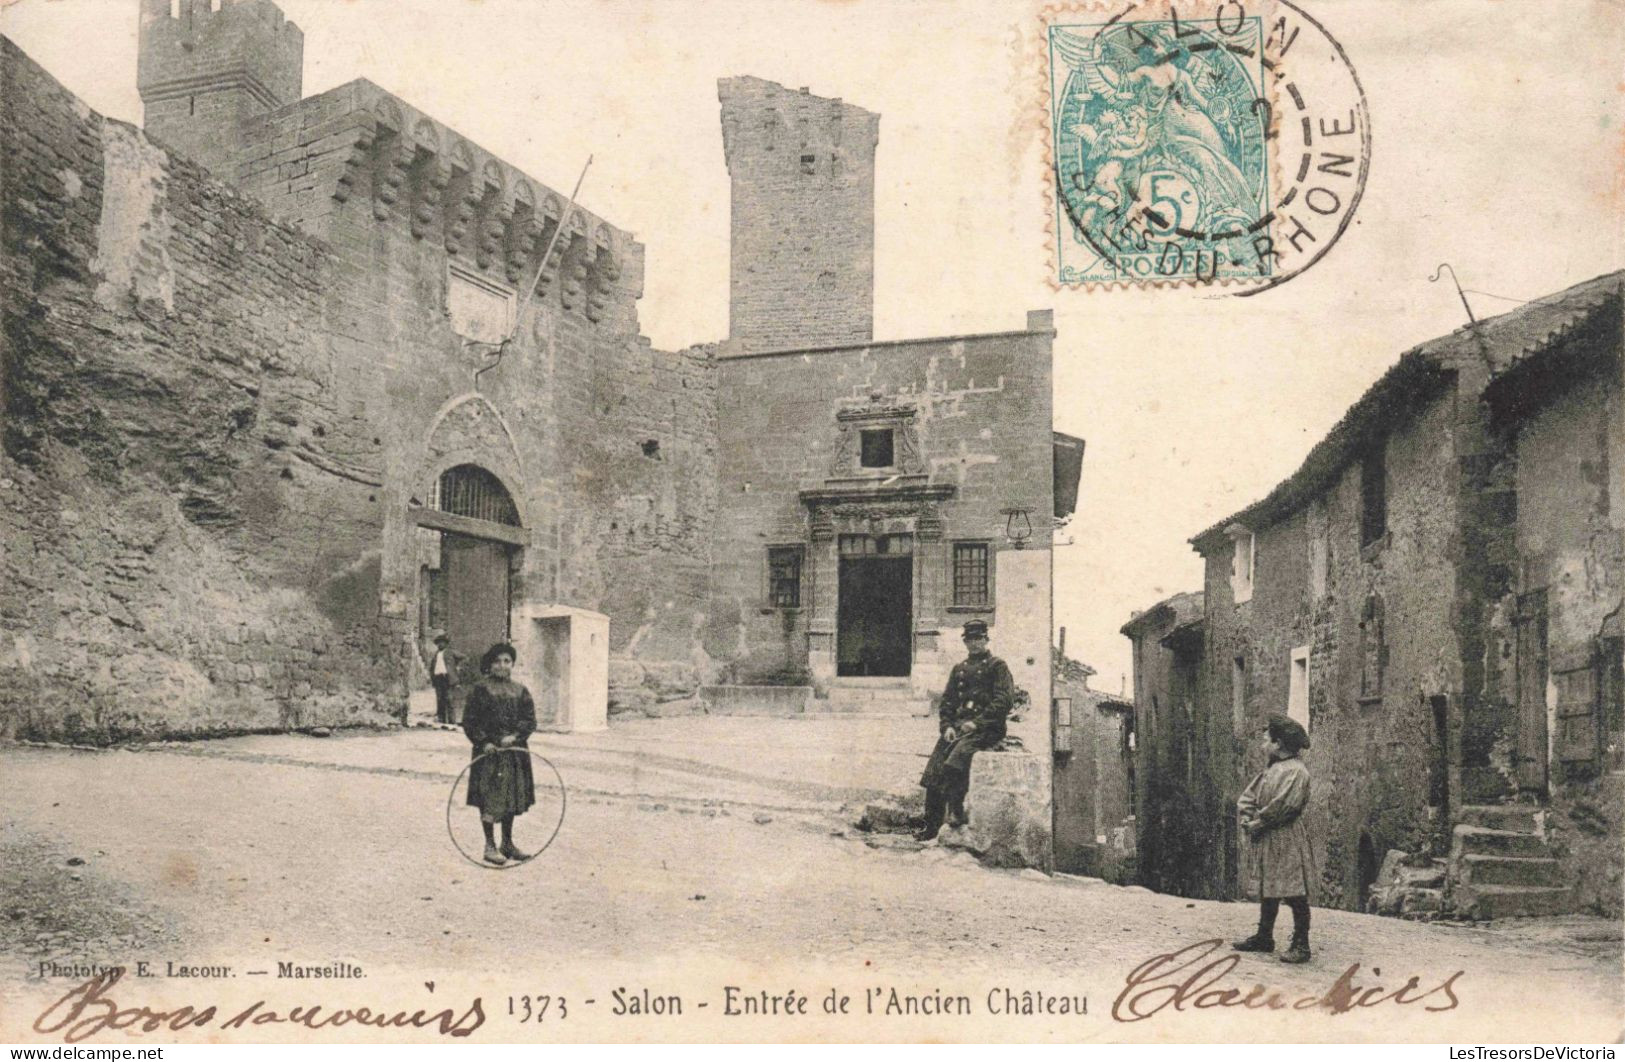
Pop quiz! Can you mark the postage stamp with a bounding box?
[1043,0,1371,292]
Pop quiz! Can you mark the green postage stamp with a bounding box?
[1044,0,1371,291]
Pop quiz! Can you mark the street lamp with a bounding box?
[1001,507,1034,549]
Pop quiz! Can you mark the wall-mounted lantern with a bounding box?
[1002,507,1034,549]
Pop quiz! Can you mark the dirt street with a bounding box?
[2,724,1620,1043]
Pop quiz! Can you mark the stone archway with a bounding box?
[425,464,524,672]
[407,394,533,707]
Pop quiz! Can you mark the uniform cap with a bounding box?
[962,619,989,639]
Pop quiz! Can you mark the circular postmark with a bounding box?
[1045,0,1370,292]
[444,747,568,871]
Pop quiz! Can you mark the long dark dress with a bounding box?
[462,678,537,822]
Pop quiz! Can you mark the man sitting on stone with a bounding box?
[915,619,1015,842]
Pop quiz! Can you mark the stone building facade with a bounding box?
[1051,647,1136,881]
[1119,591,1209,896]
[1124,271,1623,916]
[0,0,1077,862]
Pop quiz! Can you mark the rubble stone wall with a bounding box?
[1198,390,1462,909]
[1,40,399,741]
[1506,364,1624,916]
[718,77,878,352]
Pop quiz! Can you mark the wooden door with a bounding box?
[443,533,512,676]
[1514,589,1548,794]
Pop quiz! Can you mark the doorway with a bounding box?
[1428,694,1450,836]
[1515,589,1549,795]
[836,534,913,677]
[423,464,524,686]
[1357,832,1379,912]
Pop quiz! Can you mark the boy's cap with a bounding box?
[1266,713,1311,753]
[962,619,989,640]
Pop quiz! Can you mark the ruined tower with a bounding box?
[137,0,303,178]
[718,77,879,352]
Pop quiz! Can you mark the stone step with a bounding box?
[1452,824,1548,858]
[1459,854,1565,888]
[1458,885,1574,919]
[1457,804,1542,833]
[806,700,924,716]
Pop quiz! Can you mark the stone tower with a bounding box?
[137,0,303,178]
[718,77,879,352]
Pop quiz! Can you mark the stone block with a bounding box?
[642,660,699,700]
[608,658,646,692]
[608,687,656,716]
[942,750,1051,870]
[697,685,812,716]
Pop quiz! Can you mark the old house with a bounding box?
[1129,271,1622,916]
[1119,591,1212,896]
[1051,644,1136,880]
[0,1,1079,856]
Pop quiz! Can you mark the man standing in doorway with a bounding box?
[915,619,1015,841]
[431,633,459,725]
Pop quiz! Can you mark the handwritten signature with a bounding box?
[34,968,486,1043]
[1113,939,1463,1022]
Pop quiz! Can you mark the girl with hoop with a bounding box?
[462,642,537,865]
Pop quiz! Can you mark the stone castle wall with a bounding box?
[1,39,398,741]
[138,0,305,178]
[0,38,720,739]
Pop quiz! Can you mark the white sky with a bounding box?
[3,0,1621,690]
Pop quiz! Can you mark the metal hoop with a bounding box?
[443,748,568,871]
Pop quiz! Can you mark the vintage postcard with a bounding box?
[0,0,1621,1046]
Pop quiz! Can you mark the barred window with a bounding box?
[952,541,990,607]
[838,534,912,556]
[435,464,520,526]
[767,546,803,608]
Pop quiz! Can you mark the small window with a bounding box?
[1288,645,1311,729]
[859,429,894,468]
[1359,594,1384,701]
[1227,526,1255,603]
[1231,655,1246,727]
[800,153,816,175]
[1361,443,1387,548]
[952,541,991,608]
[766,546,803,608]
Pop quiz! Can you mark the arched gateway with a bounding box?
[412,463,526,677]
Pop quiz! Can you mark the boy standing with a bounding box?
[1233,713,1316,963]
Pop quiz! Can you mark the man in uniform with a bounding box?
[915,619,1016,841]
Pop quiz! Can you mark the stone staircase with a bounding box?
[1449,804,1573,918]
[812,678,932,716]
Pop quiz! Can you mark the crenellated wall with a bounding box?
[2,38,398,741]
[719,77,878,353]
[0,35,718,739]
[137,0,304,178]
